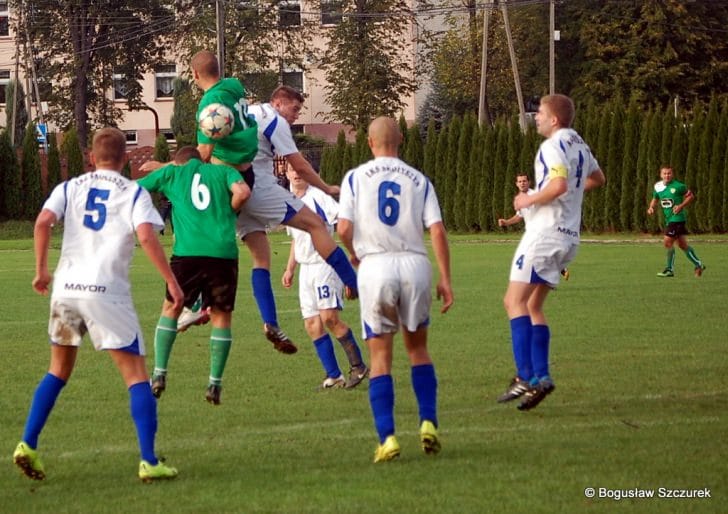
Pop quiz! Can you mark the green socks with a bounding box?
[209,327,232,385]
[684,246,702,267]
[153,316,178,376]
[666,248,675,270]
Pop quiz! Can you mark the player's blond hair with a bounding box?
[540,94,575,128]
[191,50,220,79]
[92,128,126,168]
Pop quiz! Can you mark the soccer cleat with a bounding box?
[419,420,441,455]
[656,268,674,278]
[497,376,530,403]
[263,323,298,354]
[345,364,369,389]
[319,375,346,390]
[205,384,222,405]
[694,264,706,277]
[373,435,400,463]
[151,373,166,399]
[517,378,556,411]
[138,459,178,482]
[177,306,211,333]
[560,268,570,281]
[13,442,45,481]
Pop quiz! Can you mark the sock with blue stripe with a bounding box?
[369,375,395,443]
[510,315,533,381]
[252,268,277,326]
[129,381,158,464]
[411,363,438,427]
[324,247,357,290]
[314,334,342,378]
[22,373,66,448]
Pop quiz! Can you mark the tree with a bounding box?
[170,77,197,148]
[403,124,423,170]
[21,123,43,219]
[4,80,28,148]
[153,133,171,163]
[0,130,22,218]
[320,0,418,129]
[46,132,62,193]
[62,128,85,178]
[16,0,173,146]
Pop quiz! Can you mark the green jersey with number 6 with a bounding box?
[137,158,241,259]
[197,77,258,166]
[652,179,688,224]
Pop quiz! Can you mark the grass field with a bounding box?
[1,232,726,514]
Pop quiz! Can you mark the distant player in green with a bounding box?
[137,146,249,405]
[647,165,706,278]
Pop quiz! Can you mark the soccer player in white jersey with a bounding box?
[498,94,605,411]
[338,117,454,463]
[239,85,358,354]
[282,164,369,389]
[13,128,184,482]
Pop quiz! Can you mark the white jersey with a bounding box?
[529,128,601,242]
[42,169,163,300]
[339,156,442,259]
[286,186,338,264]
[247,103,298,189]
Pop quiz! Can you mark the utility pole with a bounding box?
[216,0,225,77]
[10,5,20,147]
[477,0,493,127]
[549,0,555,94]
[501,1,526,132]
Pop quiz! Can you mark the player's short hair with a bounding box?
[540,94,575,128]
[174,146,202,164]
[270,85,304,104]
[660,164,673,172]
[92,128,126,167]
[516,172,529,180]
[191,50,220,79]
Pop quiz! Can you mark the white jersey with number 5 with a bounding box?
[42,169,164,300]
[338,156,442,258]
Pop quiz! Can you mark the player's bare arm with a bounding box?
[514,176,567,211]
[336,218,359,267]
[286,152,340,196]
[139,160,166,173]
[674,190,695,214]
[32,209,56,295]
[136,222,184,310]
[230,181,251,211]
[282,242,297,288]
[197,143,214,163]
[584,169,606,191]
[429,222,454,314]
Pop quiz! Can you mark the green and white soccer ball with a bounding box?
[198,103,234,139]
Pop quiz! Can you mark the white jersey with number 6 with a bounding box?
[338,156,442,259]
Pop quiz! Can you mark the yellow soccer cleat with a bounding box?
[139,459,178,482]
[419,420,441,455]
[13,441,45,481]
[373,435,401,463]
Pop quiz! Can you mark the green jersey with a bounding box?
[137,159,241,259]
[652,179,689,223]
[197,77,258,166]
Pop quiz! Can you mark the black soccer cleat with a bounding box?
[263,323,298,354]
[497,376,530,403]
[205,384,222,405]
[151,374,166,399]
[517,379,555,411]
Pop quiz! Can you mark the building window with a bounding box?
[0,69,9,104]
[0,1,9,37]
[162,129,176,143]
[279,1,300,27]
[113,72,128,100]
[155,64,176,99]
[282,70,303,93]
[321,0,342,26]
[124,130,137,145]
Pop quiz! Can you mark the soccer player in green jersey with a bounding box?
[137,146,249,405]
[647,165,706,278]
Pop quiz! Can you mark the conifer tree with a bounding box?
[604,99,624,231]
[619,101,641,231]
[633,110,652,232]
[465,124,484,230]
[21,124,44,220]
[404,124,423,170]
[62,128,85,178]
[694,99,719,232]
[0,130,22,218]
[503,121,522,224]
[645,107,665,233]
[479,126,497,231]
[491,120,508,227]
[422,120,437,183]
[46,133,62,193]
[171,78,197,148]
[707,100,726,232]
[434,124,449,194]
[154,133,171,163]
[443,116,461,228]
[454,113,474,231]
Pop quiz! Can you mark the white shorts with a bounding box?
[509,233,578,286]
[298,262,344,319]
[357,252,432,337]
[237,182,305,238]
[47,297,146,355]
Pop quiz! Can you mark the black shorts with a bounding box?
[664,222,688,239]
[167,256,238,312]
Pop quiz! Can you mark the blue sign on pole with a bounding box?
[36,123,48,143]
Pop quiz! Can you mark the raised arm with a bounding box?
[286,152,340,196]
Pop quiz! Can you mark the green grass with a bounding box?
[1,232,727,514]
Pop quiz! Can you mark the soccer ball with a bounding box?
[198,103,234,139]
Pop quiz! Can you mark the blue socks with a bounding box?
[531,324,551,380]
[369,375,395,443]
[314,334,342,378]
[252,268,277,325]
[22,373,66,448]
[324,247,357,290]
[510,316,533,381]
[129,382,158,464]
[412,364,438,427]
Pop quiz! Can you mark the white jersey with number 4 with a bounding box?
[338,156,442,259]
[529,128,600,242]
[247,103,298,188]
[42,169,163,300]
